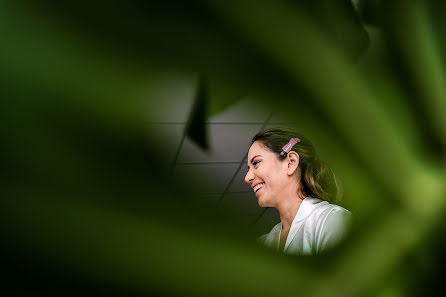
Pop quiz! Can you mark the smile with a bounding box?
[253,183,265,192]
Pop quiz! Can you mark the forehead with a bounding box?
[247,141,273,159]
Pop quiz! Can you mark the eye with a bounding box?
[253,160,261,167]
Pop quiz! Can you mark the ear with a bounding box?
[286,151,300,176]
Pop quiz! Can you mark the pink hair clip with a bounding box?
[280,137,300,156]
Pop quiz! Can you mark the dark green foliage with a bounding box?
[2,0,446,296]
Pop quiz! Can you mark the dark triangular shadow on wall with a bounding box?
[184,76,209,151]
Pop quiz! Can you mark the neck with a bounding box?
[277,194,305,231]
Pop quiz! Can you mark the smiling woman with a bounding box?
[245,127,351,255]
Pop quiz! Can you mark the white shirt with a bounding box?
[258,197,351,255]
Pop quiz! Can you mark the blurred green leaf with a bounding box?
[2,0,446,297]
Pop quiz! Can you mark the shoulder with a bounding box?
[257,222,281,246]
[317,205,351,238]
[304,198,351,223]
[309,200,351,252]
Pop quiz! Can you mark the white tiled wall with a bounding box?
[146,82,280,234]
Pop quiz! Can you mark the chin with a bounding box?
[257,197,270,208]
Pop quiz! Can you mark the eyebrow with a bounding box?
[249,155,262,165]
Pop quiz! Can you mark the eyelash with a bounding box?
[247,160,261,173]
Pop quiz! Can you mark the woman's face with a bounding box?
[245,141,288,207]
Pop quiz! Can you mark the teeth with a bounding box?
[254,183,264,192]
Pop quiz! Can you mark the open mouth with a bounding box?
[253,183,265,193]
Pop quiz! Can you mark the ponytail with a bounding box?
[303,156,342,203]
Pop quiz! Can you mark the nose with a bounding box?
[245,169,254,184]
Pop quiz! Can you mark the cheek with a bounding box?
[258,161,284,185]
[262,170,277,187]
[267,166,286,188]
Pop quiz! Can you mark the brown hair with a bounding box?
[252,127,342,203]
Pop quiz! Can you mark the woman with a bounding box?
[245,127,351,255]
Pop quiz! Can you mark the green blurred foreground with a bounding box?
[2,1,446,296]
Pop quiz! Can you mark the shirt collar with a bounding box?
[283,197,325,251]
[277,196,324,231]
[293,196,324,222]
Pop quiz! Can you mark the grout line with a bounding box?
[145,121,267,125]
[222,190,253,194]
[145,122,186,124]
[206,122,265,125]
[197,191,253,195]
[169,132,186,176]
[253,208,269,224]
[216,153,248,207]
[249,113,275,222]
[217,112,273,207]
[175,161,241,165]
